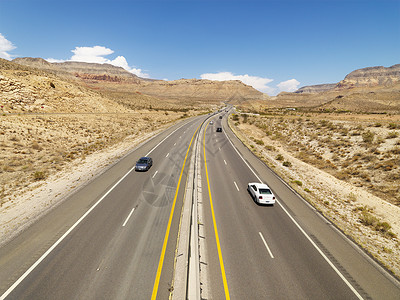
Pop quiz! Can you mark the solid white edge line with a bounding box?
[122,207,136,227]
[146,122,188,156]
[233,181,240,191]
[1,120,193,300]
[223,130,262,182]
[223,127,364,300]
[259,232,274,258]
[0,166,136,300]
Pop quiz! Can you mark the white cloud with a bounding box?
[108,55,149,78]
[46,58,66,63]
[71,46,114,63]
[0,33,16,60]
[46,45,149,78]
[200,71,274,94]
[277,79,300,93]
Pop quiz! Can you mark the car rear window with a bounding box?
[259,188,272,194]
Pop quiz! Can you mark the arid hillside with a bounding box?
[13,57,264,105]
[258,84,400,113]
[0,58,206,215]
[1,59,129,113]
[262,64,400,113]
[136,78,263,103]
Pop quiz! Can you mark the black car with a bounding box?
[135,157,153,171]
[216,127,222,132]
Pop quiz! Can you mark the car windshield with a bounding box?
[137,159,148,164]
[259,188,272,194]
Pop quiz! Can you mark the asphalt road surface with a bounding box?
[1,110,399,300]
[0,115,207,300]
[200,110,400,299]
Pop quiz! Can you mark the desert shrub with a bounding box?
[390,147,400,155]
[375,221,391,233]
[388,123,399,129]
[386,131,399,139]
[293,180,302,186]
[255,139,264,145]
[276,154,284,161]
[350,130,361,136]
[232,114,239,121]
[272,132,283,140]
[33,171,46,181]
[336,170,350,180]
[283,161,292,167]
[362,130,375,144]
[340,128,349,136]
[375,136,385,144]
[359,211,378,226]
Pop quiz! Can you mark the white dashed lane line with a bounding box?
[122,208,136,227]
[259,232,274,258]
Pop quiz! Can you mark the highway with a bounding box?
[199,111,400,299]
[1,109,400,299]
[0,115,207,300]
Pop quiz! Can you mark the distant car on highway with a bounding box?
[210,121,213,125]
[135,157,153,171]
[247,182,276,205]
[216,127,222,132]
[219,116,222,119]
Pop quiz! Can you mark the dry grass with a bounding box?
[0,111,188,207]
[238,113,400,206]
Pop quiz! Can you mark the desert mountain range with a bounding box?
[12,57,262,104]
[2,58,400,113]
[296,64,400,93]
[263,64,400,113]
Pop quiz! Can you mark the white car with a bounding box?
[247,182,276,205]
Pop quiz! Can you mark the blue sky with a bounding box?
[1,0,399,95]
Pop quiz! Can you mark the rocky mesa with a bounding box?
[263,63,400,113]
[13,57,264,104]
[136,78,263,103]
[295,64,400,94]
[337,64,400,88]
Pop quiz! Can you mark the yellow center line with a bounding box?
[203,123,231,299]
[151,123,200,300]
